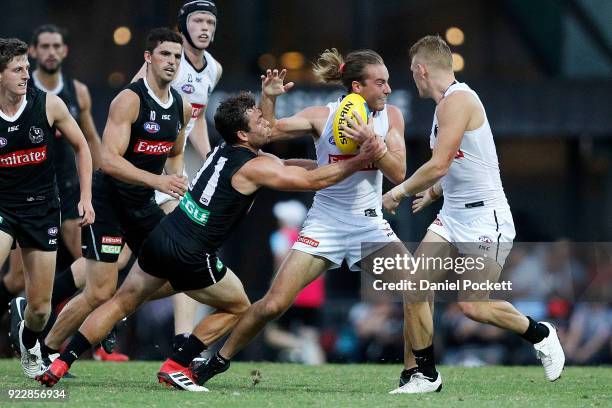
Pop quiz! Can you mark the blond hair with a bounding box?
[312,48,384,92]
[409,35,452,71]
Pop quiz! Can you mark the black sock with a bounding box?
[521,316,550,344]
[40,342,59,358]
[172,333,191,353]
[21,323,41,350]
[59,331,92,367]
[0,279,14,315]
[39,310,58,341]
[170,334,207,367]
[413,344,437,380]
[51,266,78,310]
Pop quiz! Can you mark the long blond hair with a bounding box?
[312,48,384,92]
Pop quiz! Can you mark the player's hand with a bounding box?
[261,69,294,97]
[383,190,401,215]
[156,174,188,199]
[342,113,376,145]
[77,199,95,227]
[358,136,386,163]
[412,190,434,213]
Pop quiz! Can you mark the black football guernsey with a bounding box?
[160,142,258,252]
[0,87,56,207]
[107,78,184,206]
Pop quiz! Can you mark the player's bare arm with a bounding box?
[47,93,94,226]
[383,91,475,214]
[259,69,327,141]
[100,90,187,199]
[164,99,192,177]
[74,80,103,170]
[258,150,317,170]
[233,139,384,194]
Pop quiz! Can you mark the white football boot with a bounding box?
[534,322,565,381]
[18,321,46,379]
[389,371,442,394]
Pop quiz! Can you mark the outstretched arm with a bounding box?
[235,138,385,194]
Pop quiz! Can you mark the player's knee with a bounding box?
[259,296,289,320]
[86,286,117,308]
[26,301,51,321]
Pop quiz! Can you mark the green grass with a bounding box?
[0,360,610,407]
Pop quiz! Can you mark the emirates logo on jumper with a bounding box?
[0,146,47,167]
[133,139,175,155]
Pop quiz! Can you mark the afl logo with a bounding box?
[48,227,58,236]
[181,84,195,94]
[144,122,160,133]
[328,135,336,145]
[0,137,7,148]
[29,126,44,144]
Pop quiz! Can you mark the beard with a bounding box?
[38,61,62,75]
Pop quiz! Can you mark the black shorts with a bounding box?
[81,175,165,263]
[58,180,80,221]
[0,200,60,252]
[138,225,227,291]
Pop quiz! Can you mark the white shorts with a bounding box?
[292,209,399,271]
[427,207,516,266]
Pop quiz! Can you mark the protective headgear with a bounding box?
[177,1,217,50]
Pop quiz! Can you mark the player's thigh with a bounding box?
[186,268,249,313]
[20,248,56,303]
[115,262,167,311]
[60,218,82,258]
[458,256,502,302]
[415,229,458,282]
[0,230,14,267]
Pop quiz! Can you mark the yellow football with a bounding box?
[332,93,370,154]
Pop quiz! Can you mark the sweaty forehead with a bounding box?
[188,11,216,21]
[8,54,29,67]
[155,41,182,53]
[364,64,389,81]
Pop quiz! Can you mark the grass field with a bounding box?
[0,360,610,407]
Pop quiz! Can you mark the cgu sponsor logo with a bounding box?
[328,154,377,171]
[0,146,47,167]
[297,235,319,248]
[102,236,123,245]
[180,192,210,226]
[144,121,161,133]
[101,244,121,254]
[191,103,205,119]
[134,139,175,155]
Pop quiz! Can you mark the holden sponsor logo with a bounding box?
[0,137,7,147]
[0,146,47,168]
[102,236,123,245]
[134,139,175,155]
[297,235,319,248]
[181,83,195,94]
[47,227,59,236]
[29,126,44,144]
[143,121,160,133]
